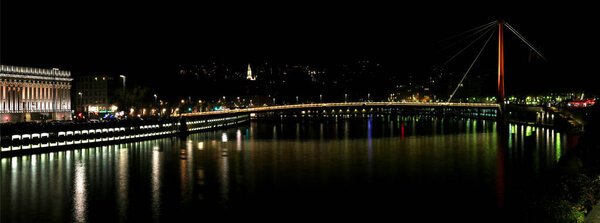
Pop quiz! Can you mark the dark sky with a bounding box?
[1,2,597,93]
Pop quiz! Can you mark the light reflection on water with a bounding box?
[117,147,128,222]
[151,145,161,222]
[73,160,87,223]
[0,116,572,222]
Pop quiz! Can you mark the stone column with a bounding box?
[42,83,45,111]
[36,83,40,112]
[19,83,23,112]
[67,84,71,110]
[1,81,4,112]
[9,84,14,111]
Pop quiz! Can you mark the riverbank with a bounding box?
[516,104,600,222]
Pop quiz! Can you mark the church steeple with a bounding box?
[246,64,256,81]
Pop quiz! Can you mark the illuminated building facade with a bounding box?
[1,65,73,123]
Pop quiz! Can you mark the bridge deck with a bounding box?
[180,102,500,117]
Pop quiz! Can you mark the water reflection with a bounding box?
[151,146,161,222]
[219,144,230,207]
[181,140,193,206]
[1,115,573,222]
[236,129,242,151]
[368,116,373,180]
[117,147,128,222]
[73,161,87,223]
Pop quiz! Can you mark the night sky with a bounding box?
[1,2,597,94]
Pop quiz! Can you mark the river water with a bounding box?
[1,115,570,222]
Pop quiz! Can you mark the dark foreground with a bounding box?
[1,115,572,222]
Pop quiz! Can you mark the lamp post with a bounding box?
[320,94,322,103]
[153,94,158,116]
[368,93,370,102]
[345,93,348,103]
[296,96,299,104]
[78,92,83,114]
[119,75,126,111]
[119,75,126,89]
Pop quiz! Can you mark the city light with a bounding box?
[88,106,99,112]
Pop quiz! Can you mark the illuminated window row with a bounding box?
[140,124,160,129]
[186,120,207,125]
[2,116,249,152]
[187,115,248,126]
[5,129,178,151]
[187,118,247,132]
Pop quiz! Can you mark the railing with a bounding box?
[179,102,500,117]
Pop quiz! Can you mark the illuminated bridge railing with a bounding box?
[180,102,500,117]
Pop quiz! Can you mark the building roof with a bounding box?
[1,64,71,78]
[0,64,72,82]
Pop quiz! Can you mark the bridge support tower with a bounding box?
[498,20,506,120]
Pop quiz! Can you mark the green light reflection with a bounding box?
[556,132,561,162]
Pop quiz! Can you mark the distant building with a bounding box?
[73,75,117,115]
[246,64,256,81]
[1,65,73,123]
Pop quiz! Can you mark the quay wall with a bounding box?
[0,113,249,156]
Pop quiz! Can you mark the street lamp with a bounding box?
[296,96,299,104]
[119,75,126,113]
[368,93,370,102]
[153,94,157,103]
[119,75,126,89]
[320,94,322,103]
[77,92,83,113]
[345,93,348,103]
[273,98,276,105]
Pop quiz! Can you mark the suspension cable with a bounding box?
[504,22,547,61]
[441,24,496,67]
[438,21,497,44]
[440,21,497,52]
[447,28,496,103]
